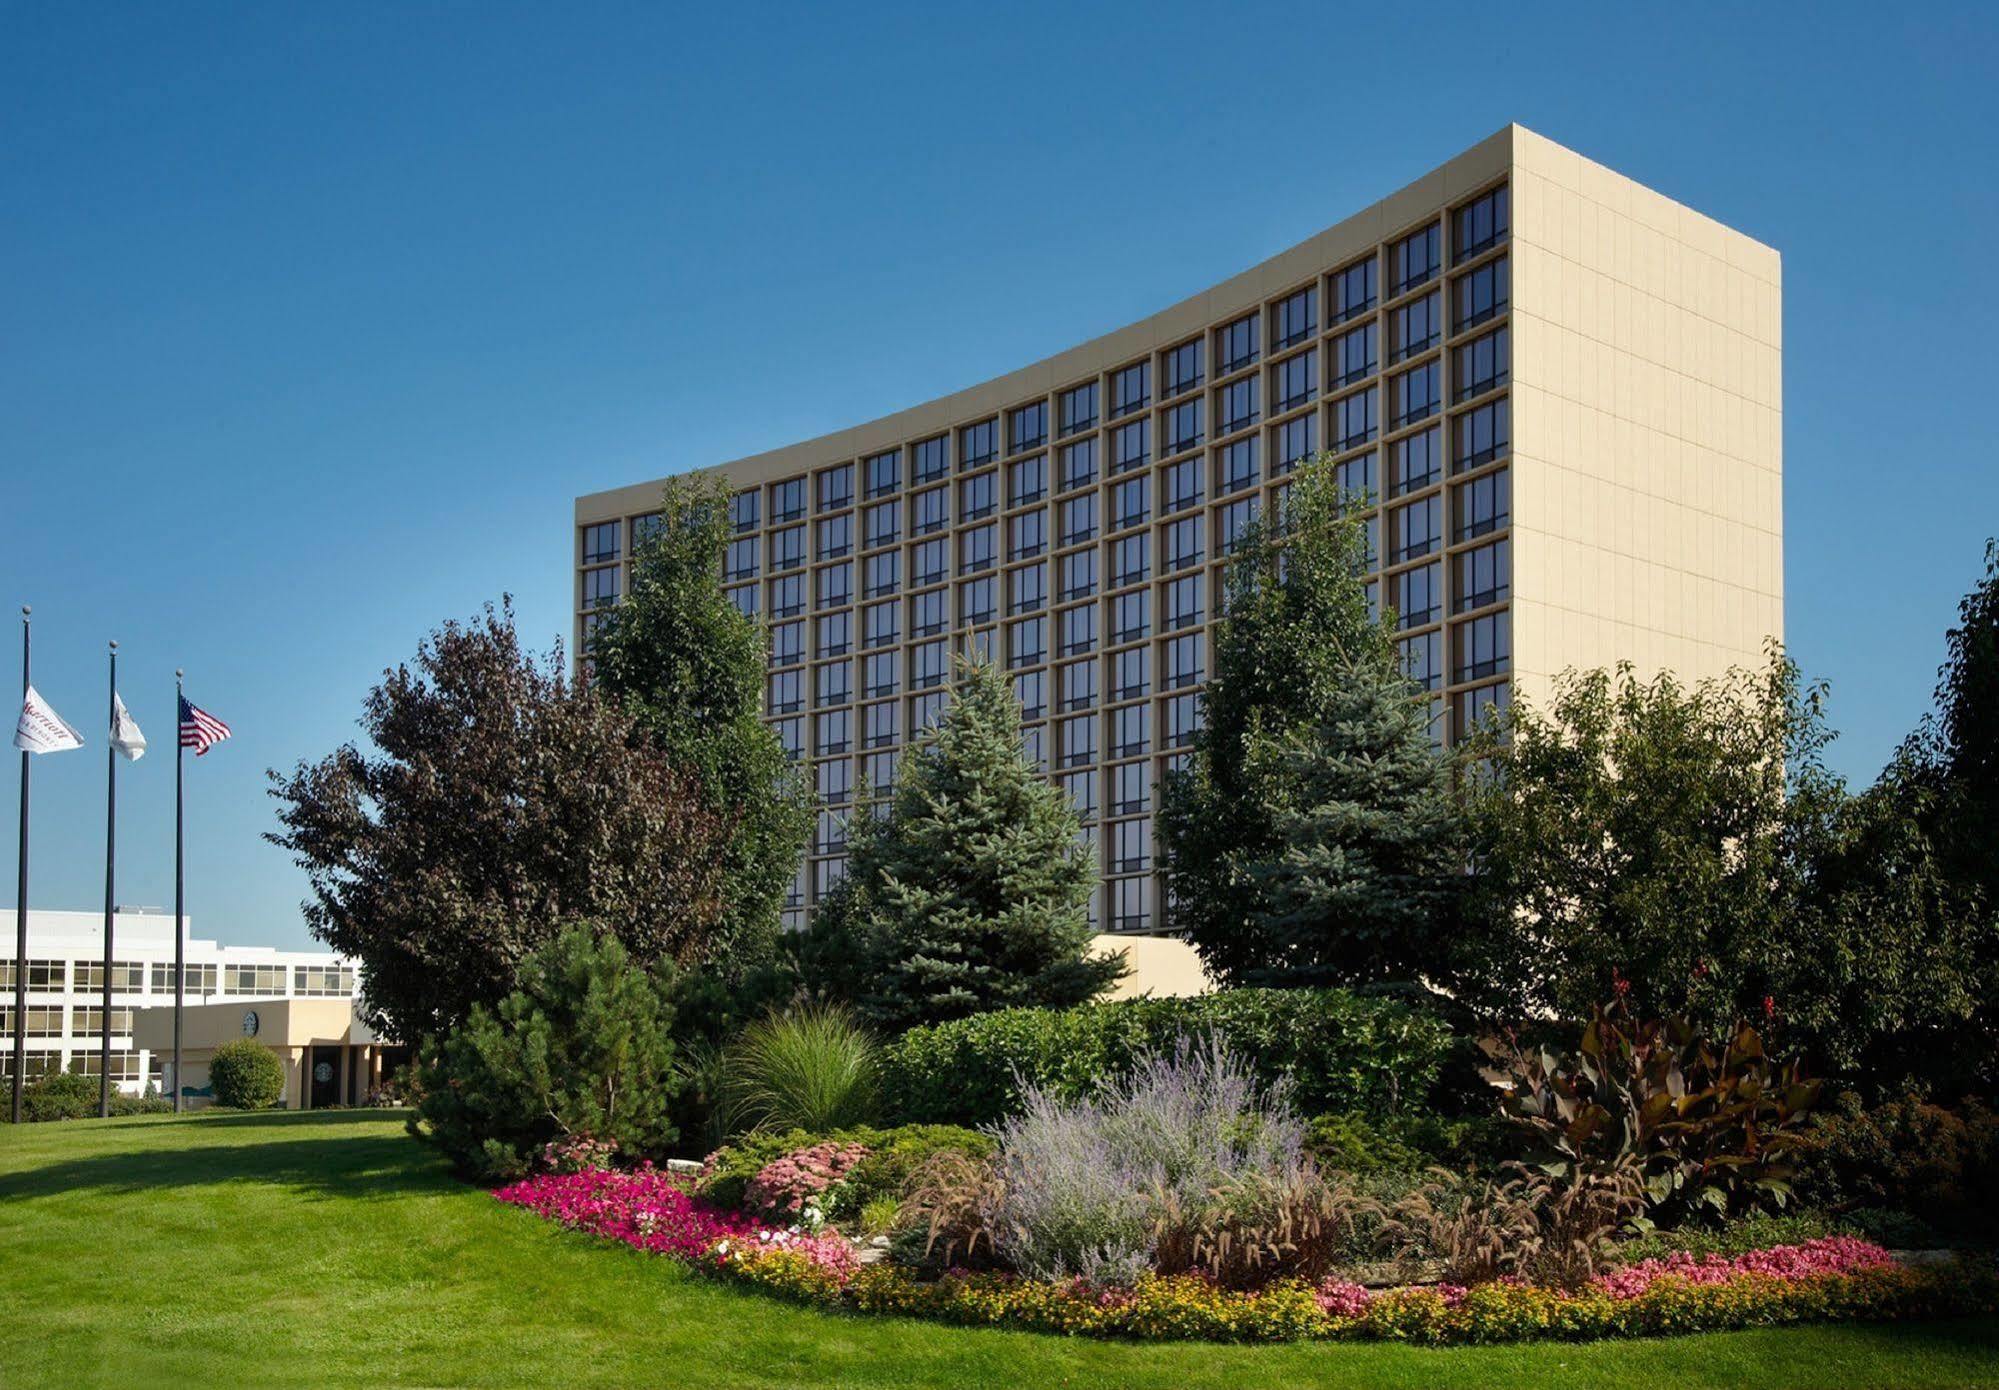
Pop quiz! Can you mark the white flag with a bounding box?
[14,685,84,754]
[111,692,146,761]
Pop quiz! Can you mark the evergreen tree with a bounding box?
[588,474,814,968]
[814,655,1122,1032]
[1157,453,1462,989]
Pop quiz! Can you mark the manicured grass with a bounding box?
[1,1111,1995,1389]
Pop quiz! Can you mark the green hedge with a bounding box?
[877,988,1456,1127]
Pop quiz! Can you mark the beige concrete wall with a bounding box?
[1509,128,1783,706]
[1091,933,1214,1000]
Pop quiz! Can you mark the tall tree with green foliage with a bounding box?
[811,655,1121,1032]
[1906,539,1999,899]
[1157,454,1463,990]
[588,474,813,968]
[1459,647,1994,1083]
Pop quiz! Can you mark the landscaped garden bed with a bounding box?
[495,1163,1997,1344]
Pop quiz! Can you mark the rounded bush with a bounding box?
[208,1038,287,1109]
[20,1069,97,1122]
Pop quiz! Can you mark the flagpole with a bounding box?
[100,641,117,1119]
[12,607,30,1125]
[173,668,184,1115]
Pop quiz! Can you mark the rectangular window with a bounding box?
[1059,602,1097,656]
[960,419,998,468]
[816,708,852,754]
[768,573,805,619]
[1110,876,1154,932]
[911,690,946,732]
[1111,590,1150,645]
[818,611,852,658]
[910,588,947,638]
[1111,533,1149,589]
[1059,438,1097,492]
[580,522,619,565]
[1015,669,1047,720]
[1216,313,1258,375]
[1272,348,1316,413]
[1004,458,1049,513]
[1333,386,1378,451]
[724,537,758,581]
[1273,285,1316,350]
[864,449,900,498]
[725,585,757,618]
[1161,456,1202,514]
[1332,323,1376,387]
[1008,615,1047,668]
[1111,703,1150,757]
[1060,658,1097,712]
[911,486,949,536]
[1275,413,1317,472]
[1454,256,1509,332]
[911,538,947,587]
[1454,184,1510,263]
[1392,223,1441,295]
[1164,693,1200,749]
[1111,419,1150,474]
[959,471,997,522]
[1111,817,1152,873]
[775,718,804,760]
[1063,769,1098,821]
[1393,562,1442,630]
[1332,256,1376,323]
[911,639,949,690]
[1009,509,1047,561]
[861,700,899,751]
[1059,549,1097,601]
[960,522,997,573]
[1454,611,1512,683]
[1454,538,1511,612]
[1454,680,1510,736]
[1399,631,1442,691]
[1009,401,1048,455]
[1218,377,1258,436]
[1453,327,1509,402]
[1163,573,1203,631]
[1008,562,1048,613]
[863,598,900,648]
[1111,361,1150,418]
[815,660,852,708]
[1059,713,1098,768]
[1390,361,1440,428]
[1390,291,1442,364]
[1060,493,1097,547]
[1332,451,1376,505]
[863,649,898,698]
[913,434,949,483]
[1111,646,1149,701]
[1059,381,1098,437]
[1163,338,1203,397]
[863,500,899,550]
[1453,398,1510,473]
[1111,476,1149,531]
[1162,515,1203,572]
[769,524,805,571]
[815,562,852,608]
[582,566,620,609]
[817,464,854,512]
[1216,437,1258,495]
[958,576,996,626]
[772,477,807,524]
[818,758,854,807]
[1390,494,1442,563]
[816,513,852,561]
[1162,400,1203,456]
[1454,467,1511,541]
[1164,632,1204,689]
[768,670,804,715]
[729,490,759,533]
[1389,427,1442,498]
[1217,496,1259,555]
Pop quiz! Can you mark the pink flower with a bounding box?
[1315,1279,1373,1318]
[1595,1237,1894,1300]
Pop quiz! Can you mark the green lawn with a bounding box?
[1,1111,1995,1389]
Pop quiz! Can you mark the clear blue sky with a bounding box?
[3,4,1996,948]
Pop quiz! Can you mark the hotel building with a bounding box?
[0,908,361,1094]
[573,126,1783,935]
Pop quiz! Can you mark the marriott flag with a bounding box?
[14,685,84,754]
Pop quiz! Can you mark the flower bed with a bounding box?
[494,1171,1996,1345]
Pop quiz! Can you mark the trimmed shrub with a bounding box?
[19,1069,97,1122]
[1793,1094,1999,1229]
[410,926,681,1181]
[209,1039,287,1109]
[879,987,1455,1128]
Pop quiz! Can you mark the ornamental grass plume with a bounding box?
[723,1002,880,1135]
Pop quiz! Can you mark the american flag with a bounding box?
[178,695,232,756]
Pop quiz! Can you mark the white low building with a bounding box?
[0,908,360,1094]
